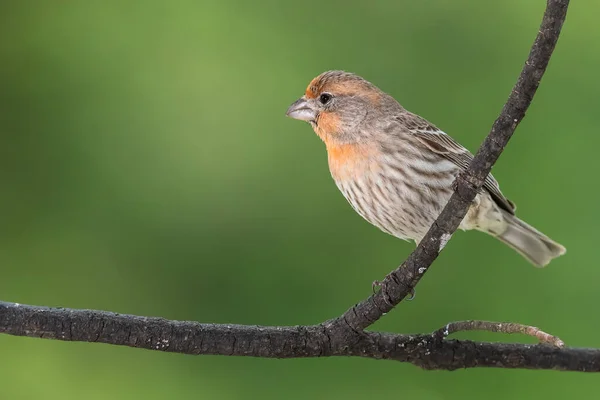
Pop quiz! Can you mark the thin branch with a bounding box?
[1,301,598,371]
[335,0,570,334]
[0,0,580,373]
[435,320,565,348]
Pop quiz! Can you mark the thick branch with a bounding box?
[336,0,570,333]
[2,301,599,371]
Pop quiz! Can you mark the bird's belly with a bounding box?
[335,171,454,242]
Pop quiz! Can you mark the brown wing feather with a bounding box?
[400,114,516,214]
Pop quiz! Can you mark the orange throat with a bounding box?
[311,110,379,181]
[326,142,379,182]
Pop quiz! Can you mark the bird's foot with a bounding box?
[372,276,416,306]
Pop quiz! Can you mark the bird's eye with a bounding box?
[319,93,333,105]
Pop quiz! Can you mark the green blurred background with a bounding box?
[1,0,598,398]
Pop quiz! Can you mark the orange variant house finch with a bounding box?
[286,70,565,267]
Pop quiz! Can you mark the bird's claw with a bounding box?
[372,280,383,294]
[372,278,394,306]
[372,277,415,305]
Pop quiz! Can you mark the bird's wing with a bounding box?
[400,113,516,214]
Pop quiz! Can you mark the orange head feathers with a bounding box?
[286,70,402,146]
[304,71,377,100]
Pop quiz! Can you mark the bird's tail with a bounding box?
[495,212,566,267]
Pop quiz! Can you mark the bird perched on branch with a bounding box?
[286,70,565,266]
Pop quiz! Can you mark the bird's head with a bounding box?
[286,71,400,146]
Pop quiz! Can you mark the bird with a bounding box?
[285,70,565,267]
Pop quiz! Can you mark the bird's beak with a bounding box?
[286,97,316,122]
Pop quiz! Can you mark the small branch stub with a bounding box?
[435,320,565,348]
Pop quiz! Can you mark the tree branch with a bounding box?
[2,301,599,371]
[0,0,582,372]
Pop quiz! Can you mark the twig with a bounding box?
[435,320,565,348]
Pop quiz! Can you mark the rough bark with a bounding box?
[2,301,598,371]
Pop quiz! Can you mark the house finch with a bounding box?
[286,70,565,267]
